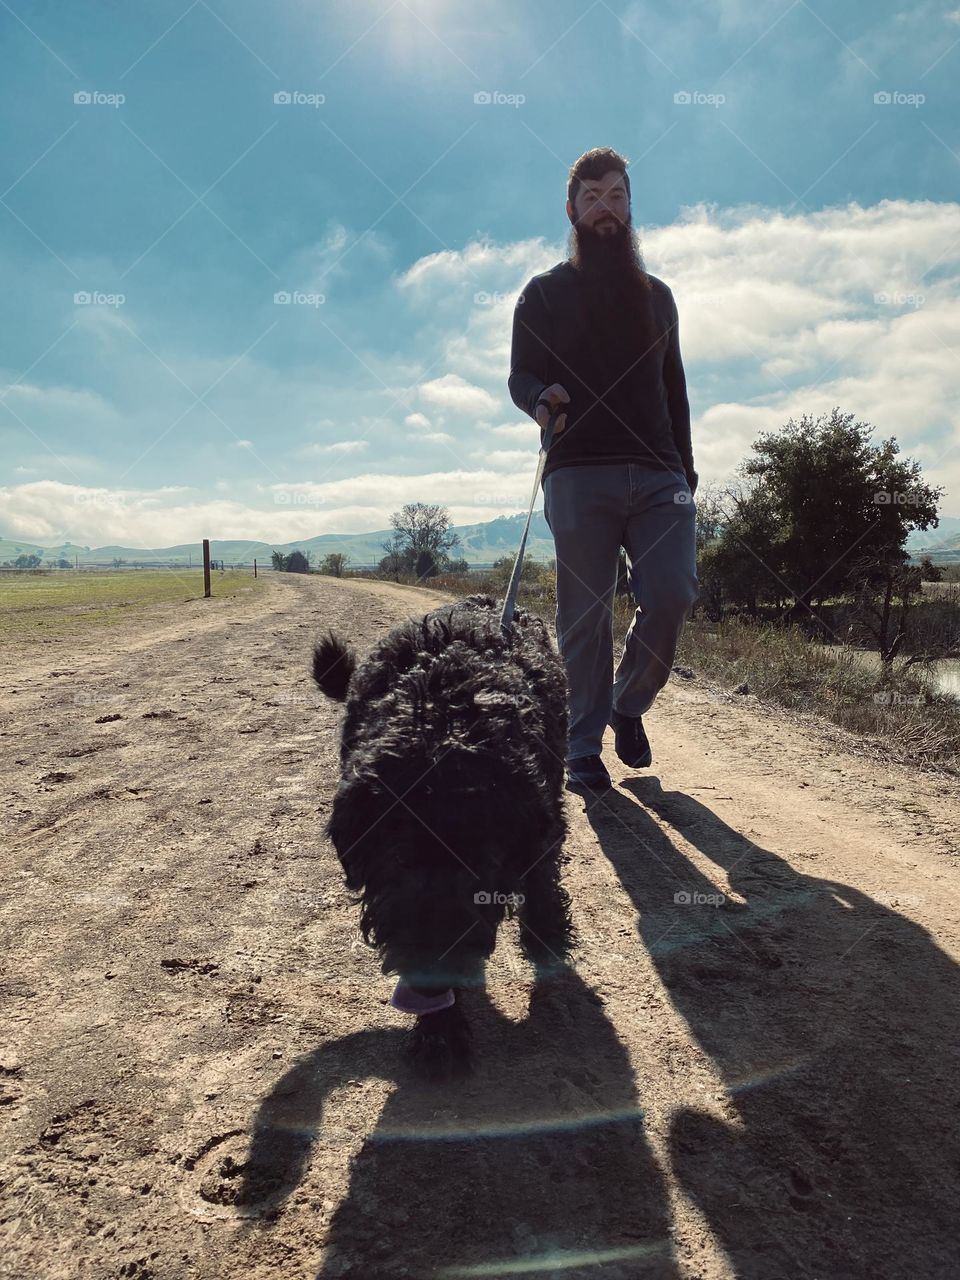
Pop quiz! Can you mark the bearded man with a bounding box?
[508,146,700,790]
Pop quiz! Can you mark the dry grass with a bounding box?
[335,565,960,773]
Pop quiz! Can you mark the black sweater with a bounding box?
[508,260,696,490]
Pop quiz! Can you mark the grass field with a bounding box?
[0,569,264,642]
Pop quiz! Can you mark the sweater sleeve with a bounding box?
[662,287,696,489]
[508,277,552,420]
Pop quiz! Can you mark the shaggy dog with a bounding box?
[312,593,574,1077]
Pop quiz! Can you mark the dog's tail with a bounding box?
[312,631,357,701]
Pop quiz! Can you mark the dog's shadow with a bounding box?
[235,967,681,1278]
[584,777,960,1279]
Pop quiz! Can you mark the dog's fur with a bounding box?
[313,593,574,1076]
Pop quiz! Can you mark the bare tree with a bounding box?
[383,502,461,582]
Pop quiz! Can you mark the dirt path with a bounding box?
[1,572,958,1279]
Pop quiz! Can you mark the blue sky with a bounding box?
[2,0,959,547]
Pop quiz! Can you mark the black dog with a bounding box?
[312,593,574,1077]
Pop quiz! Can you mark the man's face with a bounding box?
[566,169,630,233]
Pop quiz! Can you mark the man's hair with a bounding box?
[567,147,631,206]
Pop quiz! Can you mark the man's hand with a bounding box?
[536,383,571,435]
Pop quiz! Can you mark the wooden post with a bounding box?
[253,558,257,578]
[203,539,211,598]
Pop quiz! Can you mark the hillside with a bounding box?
[4,509,959,570]
[0,512,556,569]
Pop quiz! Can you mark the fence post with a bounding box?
[254,558,257,578]
[203,539,211,598]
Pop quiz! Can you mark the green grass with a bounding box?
[0,569,264,643]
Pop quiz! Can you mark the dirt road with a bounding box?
[2,572,959,1279]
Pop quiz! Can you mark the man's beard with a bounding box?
[566,214,662,395]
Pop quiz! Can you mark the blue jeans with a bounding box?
[543,462,699,761]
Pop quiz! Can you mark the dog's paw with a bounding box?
[402,1006,472,1081]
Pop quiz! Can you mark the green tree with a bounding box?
[379,532,406,582]
[414,548,438,581]
[320,552,348,577]
[739,407,941,623]
[701,481,782,618]
[285,550,312,574]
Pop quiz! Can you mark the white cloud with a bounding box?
[397,235,554,294]
[6,199,960,527]
[418,372,500,418]
[487,422,539,442]
[302,439,370,456]
[467,447,536,469]
[286,222,392,293]
[0,471,549,547]
[403,198,960,509]
[0,380,117,417]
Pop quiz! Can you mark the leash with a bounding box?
[499,404,562,638]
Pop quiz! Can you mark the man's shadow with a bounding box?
[231,967,681,1278]
[583,778,960,1279]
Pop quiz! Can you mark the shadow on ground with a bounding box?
[581,776,960,1280]
[234,967,679,1279]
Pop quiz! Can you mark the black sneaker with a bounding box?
[610,709,652,768]
[565,754,611,788]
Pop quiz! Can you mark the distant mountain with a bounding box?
[5,506,958,569]
[0,512,557,569]
[906,515,960,560]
